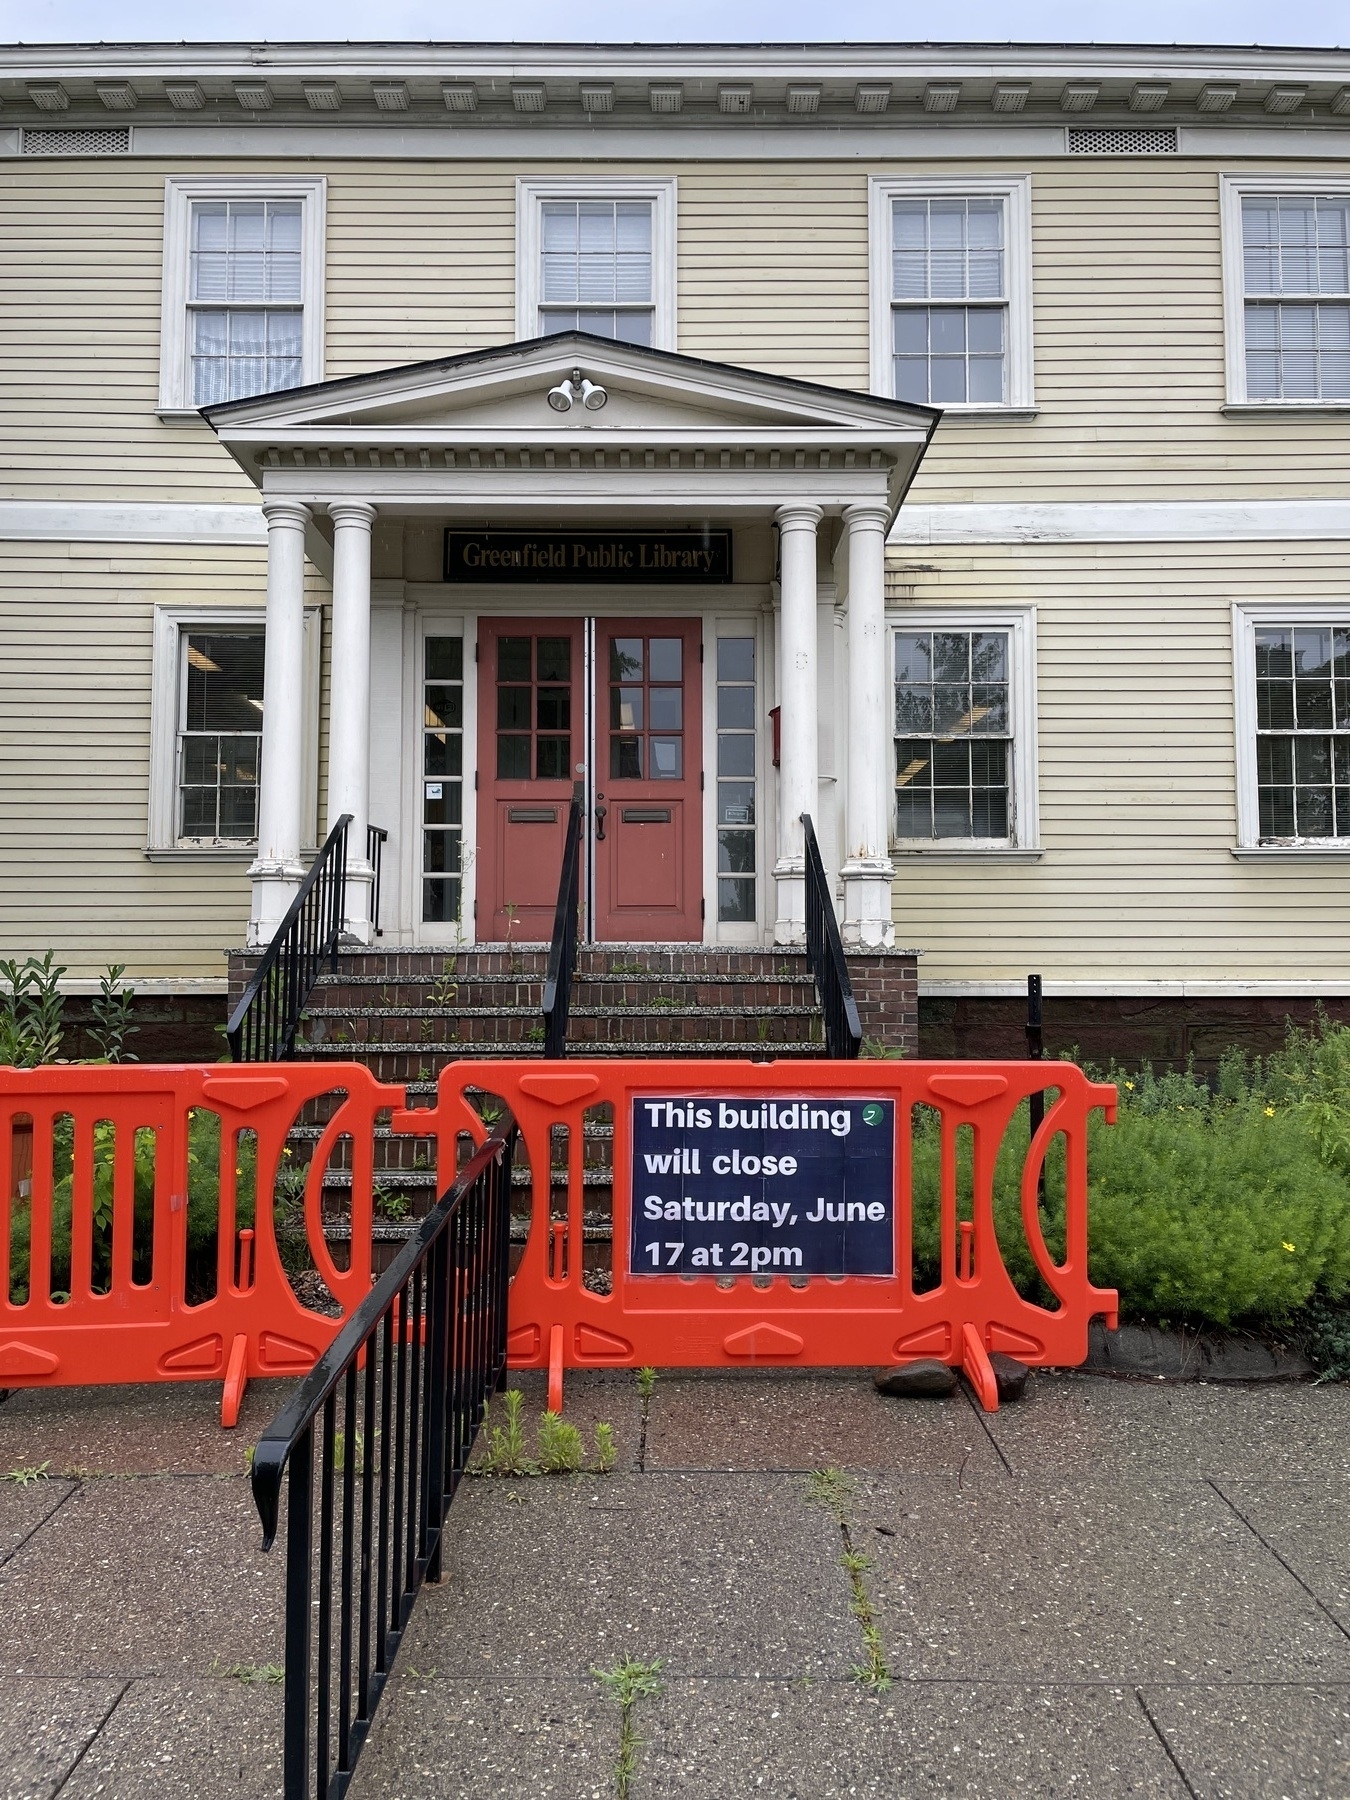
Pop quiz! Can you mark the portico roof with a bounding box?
[204,331,939,523]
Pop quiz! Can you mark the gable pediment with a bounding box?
[206,331,936,445]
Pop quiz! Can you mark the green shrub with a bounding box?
[910,1022,1350,1331]
[8,1108,257,1306]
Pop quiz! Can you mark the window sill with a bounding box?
[156,408,210,423]
[1232,844,1350,860]
[1223,402,1350,419]
[146,845,256,861]
[892,845,1042,862]
[931,407,1040,422]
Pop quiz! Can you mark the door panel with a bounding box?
[476,619,585,942]
[594,618,703,941]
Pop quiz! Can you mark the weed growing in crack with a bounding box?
[593,1422,617,1473]
[636,1366,657,1399]
[537,1411,584,1473]
[225,1662,284,1685]
[482,1389,532,1475]
[807,1467,892,1691]
[2,1461,50,1485]
[593,1657,663,1800]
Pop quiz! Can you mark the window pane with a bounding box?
[649,638,682,682]
[610,638,643,680]
[426,637,463,681]
[649,737,682,779]
[717,638,753,682]
[611,687,644,731]
[649,686,683,729]
[717,735,755,777]
[718,877,756,923]
[717,685,755,730]
[611,736,642,779]
[717,829,755,875]
[718,781,755,826]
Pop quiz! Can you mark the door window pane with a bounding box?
[495,633,572,782]
[606,631,688,788]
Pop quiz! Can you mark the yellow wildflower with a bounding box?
[1264,1106,1276,1117]
[1124,1080,1135,1091]
[1282,1241,1297,1254]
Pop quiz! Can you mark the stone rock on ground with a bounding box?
[872,1359,957,1397]
[990,1351,1030,1400]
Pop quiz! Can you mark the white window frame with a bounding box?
[869,174,1034,413]
[158,175,326,417]
[1232,599,1350,857]
[887,605,1040,855]
[1220,174,1350,411]
[147,603,321,856]
[516,176,677,351]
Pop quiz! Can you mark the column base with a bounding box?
[773,858,806,946]
[246,856,306,949]
[840,857,895,951]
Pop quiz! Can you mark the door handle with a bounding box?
[594,793,607,842]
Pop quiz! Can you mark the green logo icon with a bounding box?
[861,1103,884,1126]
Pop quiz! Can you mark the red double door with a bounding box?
[476,617,703,942]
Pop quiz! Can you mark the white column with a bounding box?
[328,501,378,943]
[842,502,895,948]
[773,503,822,945]
[248,500,310,947]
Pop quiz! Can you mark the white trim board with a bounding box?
[921,978,1350,998]
[0,500,267,544]
[891,500,1350,545]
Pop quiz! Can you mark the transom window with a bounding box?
[891,197,1007,406]
[1254,626,1350,839]
[538,200,654,346]
[609,636,683,780]
[177,631,264,843]
[423,637,465,925]
[1242,195,1350,402]
[189,200,303,405]
[894,630,1013,840]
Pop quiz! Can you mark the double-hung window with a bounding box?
[1234,606,1350,850]
[1222,178,1350,406]
[870,176,1033,410]
[148,606,320,855]
[517,178,677,350]
[891,611,1038,851]
[159,177,325,415]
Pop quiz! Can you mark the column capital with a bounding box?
[774,502,824,531]
[328,500,378,530]
[262,499,312,530]
[842,501,891,531]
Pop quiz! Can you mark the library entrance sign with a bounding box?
[630,1095,895,1277]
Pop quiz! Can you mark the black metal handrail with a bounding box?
[541,786,585,1058]
[800,813,862,1060]
[227,814,352,1063]
[366,825,388,939]
[251,1117,517,1800]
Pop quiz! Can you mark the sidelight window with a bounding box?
[423,637,465,925]
[716,637,757,923]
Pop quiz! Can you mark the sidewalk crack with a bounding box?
[807,1468,891,1690]
[50,1678,130,1798]
[0,1475,80,1569]
[1208,1477,1350,1645]
[960,1382,1013,1475]
[1135,1686,1200,1798]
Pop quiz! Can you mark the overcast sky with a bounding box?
[2,0,1346,49]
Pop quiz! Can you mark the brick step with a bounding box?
[304,1041,824,1075]
[321,1166,614,1192]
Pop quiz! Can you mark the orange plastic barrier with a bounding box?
[0,1063,402,1425]
[405,1058,1119,1413]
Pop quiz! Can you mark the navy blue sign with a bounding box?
[630,1095,895,1278]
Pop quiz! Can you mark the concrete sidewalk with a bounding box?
[1,1370,1349,1798]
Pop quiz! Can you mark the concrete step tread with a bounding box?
[321,1166,614,1189]
[310,969,816,989]
[304,1003,821,1021]
[303,1040,824,1057]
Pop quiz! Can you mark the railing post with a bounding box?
[1027,973,1047,1204]
[282,1428,313,1800]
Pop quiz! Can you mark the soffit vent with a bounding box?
[1067,125,1178,155]
[22,125,131,155]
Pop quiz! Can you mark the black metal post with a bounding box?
[1027,974,1046,1203]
